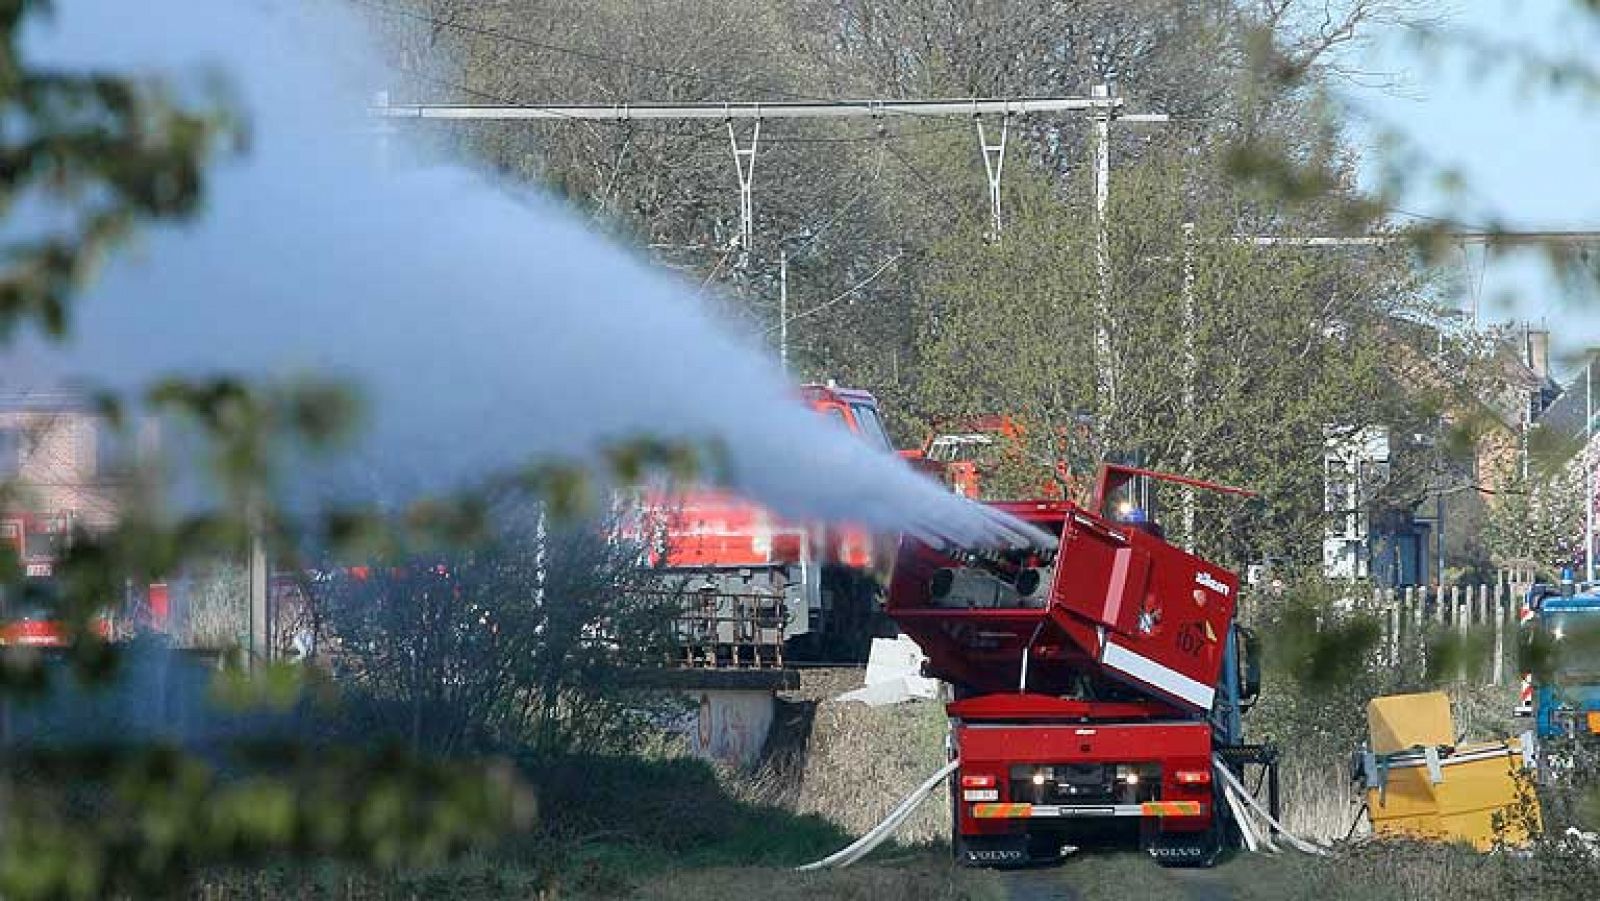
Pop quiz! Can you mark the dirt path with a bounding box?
[1000,854,1251,901]
[1001,866,1084,901]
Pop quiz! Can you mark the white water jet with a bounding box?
[5,0,1050,550]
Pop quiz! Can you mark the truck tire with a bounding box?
[949,776,969,865]
[819,569,878,662]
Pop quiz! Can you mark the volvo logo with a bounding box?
[966,848,1025,863]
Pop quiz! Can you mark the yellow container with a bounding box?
[1364,739,1541,850]
[1366,691,1454,754]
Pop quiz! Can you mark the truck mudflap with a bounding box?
[972,801,1204,819]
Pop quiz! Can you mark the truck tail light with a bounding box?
[1174,769,1211,786]
[961,774,996,789]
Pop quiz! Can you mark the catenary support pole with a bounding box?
[247,528,269,670]
[728,120,761,251]
[779,248,789,373]
[1180,222,1196,551]
[1092,84,1115,436]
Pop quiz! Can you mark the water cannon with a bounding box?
[929,547,1056,607]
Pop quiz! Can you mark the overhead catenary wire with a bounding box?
[355,0,803,103]
[766,252,904,333]
[382,65,972,147]
[357,0,967,120]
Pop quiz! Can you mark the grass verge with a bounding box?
[192,749,996,899]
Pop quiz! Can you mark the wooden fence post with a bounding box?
[1493,584,1505,687]
[1387,588,1400,668]
[1412,585,1425,679]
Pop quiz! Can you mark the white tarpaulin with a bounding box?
[837,635,940,706]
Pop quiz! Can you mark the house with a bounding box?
[1322,324,1558,585]
[0,395,127,572]
[1524,346,1600,574]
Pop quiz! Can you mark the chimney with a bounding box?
[1526,327,1551,382]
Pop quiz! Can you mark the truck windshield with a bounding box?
[849,403,892,452]
[1544,612,1600,680]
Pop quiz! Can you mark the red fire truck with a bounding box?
[887,465,1273,866]
[643,382,897,665]
[903,415,1093,502]
[0,514,128,646]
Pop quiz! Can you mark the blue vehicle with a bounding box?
[1519,585,1600,742]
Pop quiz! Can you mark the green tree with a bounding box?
[321,504,681,757]
[908,150,1438,571]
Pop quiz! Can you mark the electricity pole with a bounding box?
[1179,222,1197,551]
[779,248,789,373]
[247,524,270,669]
[1093,84,1116,438]
[374,91,1167,406]
[1588,358,1595,583]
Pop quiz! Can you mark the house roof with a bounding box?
[1533,354,1598,448]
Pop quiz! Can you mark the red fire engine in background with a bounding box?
[903,415,1091,502]
[643,382,898,665]
[0,513,148,646]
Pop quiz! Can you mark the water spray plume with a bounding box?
[7,0,1052,552]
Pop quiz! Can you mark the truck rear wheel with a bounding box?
[949,779,967,865]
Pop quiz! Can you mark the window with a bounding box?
[849,403,893,453]
[0,428,18,476]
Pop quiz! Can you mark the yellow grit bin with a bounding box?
[1362,692,1541,850]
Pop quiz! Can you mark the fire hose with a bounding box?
[795,760,958,871]
[797,757,1326,871]
[1212,754,1329,857]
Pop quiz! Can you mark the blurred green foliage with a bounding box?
[0,740,528,898]
[0,0,242,342]
[1258,579,1384,693]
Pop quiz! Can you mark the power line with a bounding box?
[356,0,877,111]
[881,139,971,224]
[1388,207,1489,231]
[766,252,905,332]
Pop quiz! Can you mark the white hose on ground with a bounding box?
[1212,755,1329,856]
[796,759,960,871]
[1220,775,1265,853]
